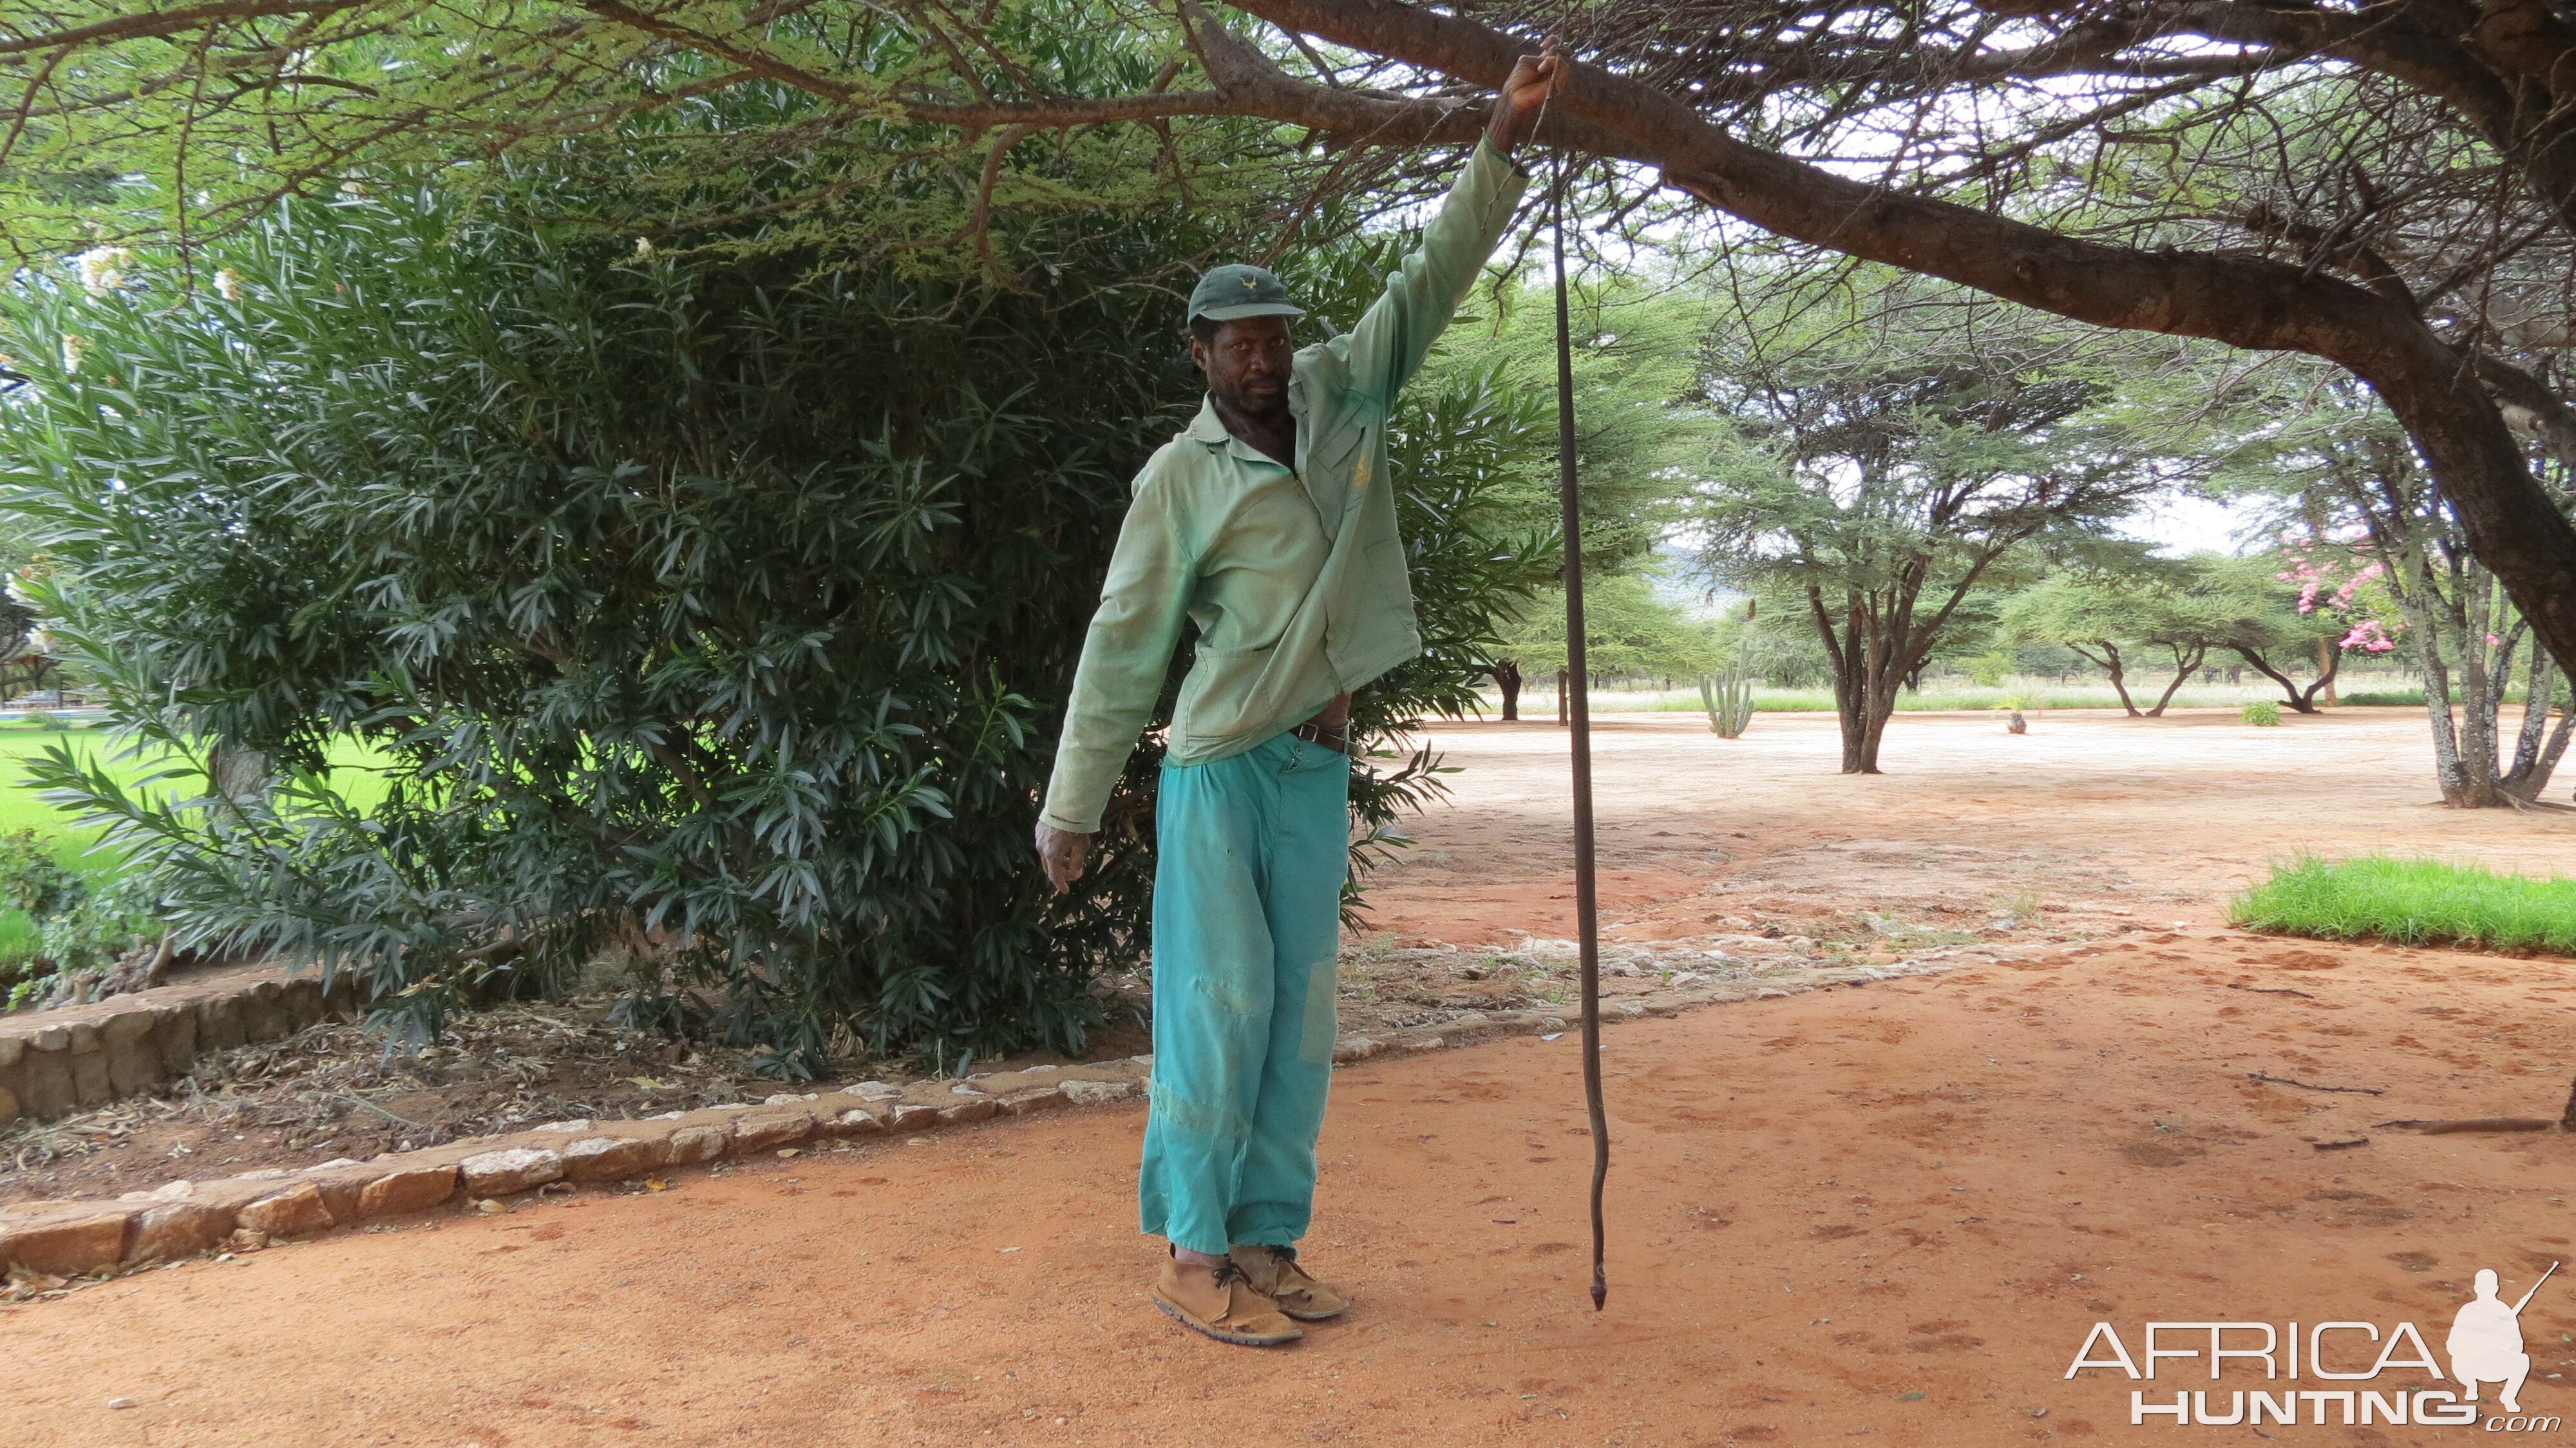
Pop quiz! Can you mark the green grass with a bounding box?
[2231,854,2576,955]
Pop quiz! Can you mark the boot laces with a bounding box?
[1209,1260,1254,1290]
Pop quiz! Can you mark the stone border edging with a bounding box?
[0,965,359,1127]
[0,953,1946,1286]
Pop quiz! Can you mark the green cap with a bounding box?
[1188,263,1305,324]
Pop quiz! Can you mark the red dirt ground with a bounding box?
[8,707,2576,1447]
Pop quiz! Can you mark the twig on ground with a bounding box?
[2372,1118,2557,1134]
[2313,1138,2371,1150]
[2228,983,2313,998]
[2248,1072,2384,1095]
[327,1092,422,1128]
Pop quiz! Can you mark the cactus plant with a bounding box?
[1700,602,1758,738]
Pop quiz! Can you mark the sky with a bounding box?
[2116,493,2274,558]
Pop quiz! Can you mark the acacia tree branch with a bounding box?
[1219,0,2576,687]
[0,1,370,58]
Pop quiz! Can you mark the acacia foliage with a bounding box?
[1687,270,2186,772]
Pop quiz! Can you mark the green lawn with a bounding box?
[0,723,398,984]
[2231,854,2576,955]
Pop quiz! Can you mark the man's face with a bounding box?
[1191,316,1293,419]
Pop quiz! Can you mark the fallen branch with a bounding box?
[2248,1071,2385,1095]
[2228,983,2313,998]
[2372,1118,2557,1134]
[2313,1138,2372,1150]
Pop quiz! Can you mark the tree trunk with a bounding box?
[2315,638,2340,706]
[2085,643,2141,716]
[1835,660,1902,774]
[1555,671,1568,727]
[1492,660,1522,721]
[2145,644,2208,716]
[2232,645,2333,713]
[2501,642,2576,800]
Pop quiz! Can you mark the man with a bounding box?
[1032,47,1562,1346]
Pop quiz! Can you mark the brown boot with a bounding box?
[1154,1253,1303,1346]
[1228,1244,1351,1320]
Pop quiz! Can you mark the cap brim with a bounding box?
[1195,301,1306,321]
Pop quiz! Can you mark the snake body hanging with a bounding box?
[1548,139,1611,1313]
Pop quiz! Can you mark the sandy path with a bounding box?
[8,706,2576,1447]
[1364,707,2576,944]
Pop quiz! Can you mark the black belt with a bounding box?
[1289,719,1348,754]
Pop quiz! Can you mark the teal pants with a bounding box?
[1139,730,1347,1256]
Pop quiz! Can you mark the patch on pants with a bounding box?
[1296,956,1339,1063]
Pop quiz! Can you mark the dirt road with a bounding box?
[7,707,2575,1447]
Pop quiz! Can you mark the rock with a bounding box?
[457,1147,565,1196]
[843,1080,900,1100]
[1128,1054,1154,1069]
[762,1093,817,1106]
[19,1043,74,1119]
[560,1136,668,1183]
[1,1210,131,1275]
[936,1098,999,1126]
[108,1398,137,1409]
[149,1009,197,1083]
[0,1034,19,1067]
[667,1126,726,1163]
[1000,1087,1068,1117]
[238,1181,335,1239]
[100,1010,164,1096]
[726,1109,817,1156]
[532,1119,592,1134]
[837,1109,887,1135]
[1331,1038,1379,1064]
[0,1085,17,1126]
[357,1164,461,1217]
[68,1038,111,1107]
[1061,1079,1133,1106]
[198,995,246,1053]
[128,1202,232,1264]
[225,1228,269,1252]
[889,1103,942,1131]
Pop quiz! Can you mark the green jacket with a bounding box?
[1041,140,1530,834]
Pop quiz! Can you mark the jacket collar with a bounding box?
[1184,395,1232,446]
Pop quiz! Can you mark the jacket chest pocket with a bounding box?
[1309,417,1373,493]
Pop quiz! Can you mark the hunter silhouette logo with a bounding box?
[2452,1263,2556,1415]
[2063,1261,2562,1429]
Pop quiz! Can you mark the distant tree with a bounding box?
[1417,274,1714,718]
[1495,575,1718,686]
[1690,273,2179,772]
[2002,557,2322,717]
[1997,573,2157,715]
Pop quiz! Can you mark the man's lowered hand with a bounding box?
[1035,821,1093,895]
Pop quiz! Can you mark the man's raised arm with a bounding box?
[1329,44,1561,402]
